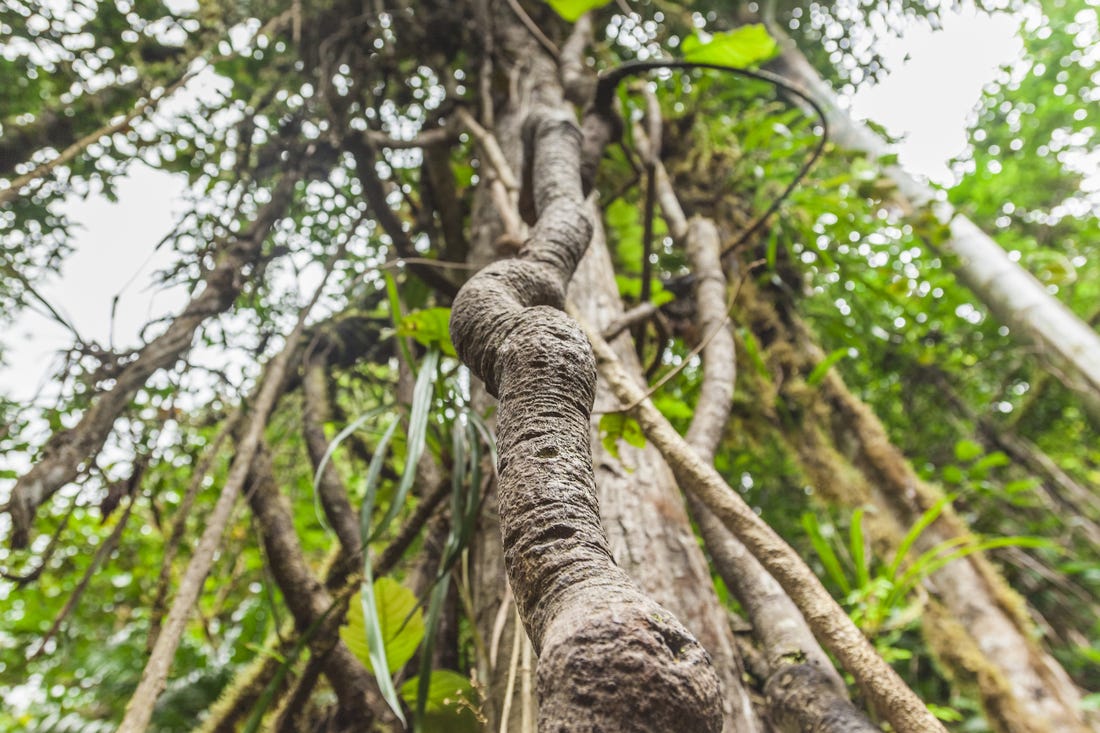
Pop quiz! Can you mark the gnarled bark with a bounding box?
[450,105,721,730]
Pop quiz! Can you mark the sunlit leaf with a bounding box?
[342,577,425,675]
[681,25,778,67]
[398,308,457,357]
[543,0,612,22]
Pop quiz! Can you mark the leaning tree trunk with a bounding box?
[763,21,1100,426]
[737,278,1095,733]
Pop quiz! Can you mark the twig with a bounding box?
[588,262,761,415]
[0,497,78,585]
[0,69,199,205]
[592,60,829,257]
[503,0,559,59]
[30,491,137,660]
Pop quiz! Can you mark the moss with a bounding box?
[922,602,1050,733]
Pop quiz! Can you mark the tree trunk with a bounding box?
[452,6,724,730]
[764,23,1100,426]
[740,278,1095,733]
[569,210,763,733]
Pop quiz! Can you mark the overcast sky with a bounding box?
[0,8,1025,403]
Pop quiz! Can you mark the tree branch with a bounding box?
[579,319,948,733]
[4,167,306,548]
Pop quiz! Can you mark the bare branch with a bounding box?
[5,167,304,548]
[117,250,335,733]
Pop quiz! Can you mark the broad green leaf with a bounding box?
[401,670,480,733]
[653,395,694,422]
[599,413,646,461]
[681,25,778,68]
[544,0,612,22]
[398,308,457,357]
[342,577,425,675]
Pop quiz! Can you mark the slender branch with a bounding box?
[117,252,335,733]
[0,69,199,205]
[5,166,305,548]
[591,60,829,256]
[503,0,559,59]
[579,320,948,733]
[149,411,239,650]
[30,491,137,660]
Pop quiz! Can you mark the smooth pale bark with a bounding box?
[766,27,1100,423]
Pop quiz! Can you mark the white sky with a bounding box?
[847,7,1023,183]
[0,8,1026,403]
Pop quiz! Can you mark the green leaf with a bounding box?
[849,509,870,589]
[681,25,778,68]
[888,494,955,581]
[953,439,984,463]
[653,395,694,422]
[544,0,612,22]
[401,670,480,733]
[342,577,425,675]
[801,512,851,594]
[599,412,646,461]
[970,451,1010,475]
[806,348,849,387]
[942,465,965,484]
[927,703,964,722]
[398,308,457,357]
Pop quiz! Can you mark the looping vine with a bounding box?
[590,59,830,256]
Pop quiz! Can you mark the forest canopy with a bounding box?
[0,0,1098,732]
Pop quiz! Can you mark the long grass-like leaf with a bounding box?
[360,576,407,725]
[849,508,870,589]
[888,494,956,580]
[888,535,1054,610]
[311,405,392,534]
[356,415,405,723]
[385,271,414,368]
[372,348,441,541]
[806,347,849,387]
[802,512,851,594]
[415,572,452,732]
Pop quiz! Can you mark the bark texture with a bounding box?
[450,104,721,731]
[738,279,1093,733]
[583,324,947,733]
[569,213,762,733]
